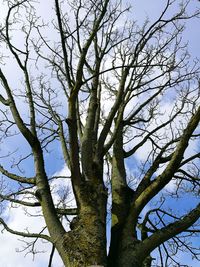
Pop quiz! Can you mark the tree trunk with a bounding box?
[62,177,108,266]
[108,123,135,267]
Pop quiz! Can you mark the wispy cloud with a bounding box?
[0,165,74,267]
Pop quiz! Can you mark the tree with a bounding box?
[0,0,199,266]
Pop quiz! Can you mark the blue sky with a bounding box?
[0,0,199,266]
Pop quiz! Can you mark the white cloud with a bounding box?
[0,205,64,267]
[51,165,76,209]
[0,165,75,267]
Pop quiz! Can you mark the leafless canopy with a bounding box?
[0,0,199,266]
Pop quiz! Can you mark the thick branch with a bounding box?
[137,203,200,256]
[134,106,200,213]
[56,208,77,216]
[0,94,10,105]
[0,68,36,147]
[0,165,36,185]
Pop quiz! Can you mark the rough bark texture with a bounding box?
[62,173,108,266]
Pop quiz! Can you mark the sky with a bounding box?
[0,0,199,266]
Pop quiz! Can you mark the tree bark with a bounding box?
[62,169,108,266]
[108,123,134,267]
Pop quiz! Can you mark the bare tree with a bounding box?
[0,0,200,266]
